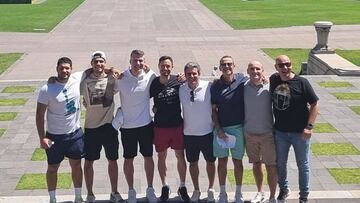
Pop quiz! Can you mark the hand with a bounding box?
[110,67,121,79]
[177,72,186,82]
[303,128,312,139]
[40,138,52,149]
[152,106,157,114]
[217,128,228,141]
[143,63,150,73]
[47,76,57,84]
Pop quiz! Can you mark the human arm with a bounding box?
[36,102,52,149]
[212,104,227,140]
[303,101,319,139]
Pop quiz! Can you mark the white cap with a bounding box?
[91,51,106,61]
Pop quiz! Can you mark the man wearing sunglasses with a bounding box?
[270,55,319,203]
[179,62,216,202]
[210,56,247,203]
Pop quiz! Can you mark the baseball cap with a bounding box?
[91,51,106,61]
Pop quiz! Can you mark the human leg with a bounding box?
[275,131,291,201]
[158,150,168,185]
[84,160,95,195]
[265,164,277,200]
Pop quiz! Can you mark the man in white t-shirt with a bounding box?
[114,50,157,203]
[179,62,216,202]
[36,57,85,203]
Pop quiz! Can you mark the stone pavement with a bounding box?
[0,0,360,202]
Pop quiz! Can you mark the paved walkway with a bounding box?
[0,0,359,202]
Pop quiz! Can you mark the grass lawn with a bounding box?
[262,48,360,74]
[16,173,72,190]
[311,143,360,155]
[0,98,28,106]
[31,148,46,161]
[332,93,360,100]
[328,168,360,184]
[318,81,353,88]
[81,110,85,120]
[0,0,84,32]
[350,106,360,115]
[0,112,17,121]
[228,169,267,185]
[2,86,35,93]
[0,128,5,137]
[314,123,338,133]
[200,0,360,29]
[0,53,22,75]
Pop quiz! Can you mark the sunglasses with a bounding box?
[277,62,292,69]
[190,90,195,102]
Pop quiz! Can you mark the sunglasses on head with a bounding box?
[277,62,292,69]
[190,90,195,102]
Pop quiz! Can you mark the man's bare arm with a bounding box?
[211,104,227,140]
[36,102,51,149]
[303,101,319,139]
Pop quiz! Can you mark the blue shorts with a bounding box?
[46,128,85,165]
[213,125,245,160]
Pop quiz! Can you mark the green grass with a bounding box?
[328,168,360,184]
[0,53,22,75]
[200,0,360,29]
[0,0,84,32]
[318,81,353,88]
[350,106,360,115]
[332,93,360,100]
[0,128,5,137]
[16,173,72,190]
[31,148,46,161]
[0,112,17,121]
[311,143,360,155]
[81,110,85,119]
[228,169,267,185]
[262,48,360,74]
[2,86,36,93]
[314,123,338,133]
[0,98,28,106]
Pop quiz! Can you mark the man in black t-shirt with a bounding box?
[150,56,190,202]
[270,55,319,203]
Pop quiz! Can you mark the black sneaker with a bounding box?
[160,185,170,202]
[299,198,308,203]
[277,188,290,201]
[177,186,190,202]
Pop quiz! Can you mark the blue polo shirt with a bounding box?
[210,75,245,127]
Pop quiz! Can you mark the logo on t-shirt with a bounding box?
[62,88,77,116]
[273,83,291,111]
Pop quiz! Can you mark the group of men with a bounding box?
[36,49,319,203]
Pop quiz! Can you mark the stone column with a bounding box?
[312,21,334,54]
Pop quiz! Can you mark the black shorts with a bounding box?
[46,128,84,165]
[120,122,154,159]
[84,123,119,161]
[184,132,216,163]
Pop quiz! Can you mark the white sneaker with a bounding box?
[218,192,228,203]
[74,195,85,203]
[110,192,123,203]
[127,189,136,203]
[267,198,277,203]
[235,192,244,203]
[251,192,265,203]
[207,188,215,202]
[190,190,201,202]
[86,194,96,203]
[146,187,158,203]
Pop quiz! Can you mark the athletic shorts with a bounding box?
[184,132,216,163]
[154,124,184,152]
[46,128,84,165]
[245,132,276,165]
[84,123,119,161]
[120,122,154,159]
[213,124,245,160]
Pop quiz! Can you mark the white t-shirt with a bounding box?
[37,72,83,135]
[179,80,213,136]
[114,69,156,128]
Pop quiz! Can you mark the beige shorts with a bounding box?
[245,132,276,165]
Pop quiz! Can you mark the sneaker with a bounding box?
[86,194,96,203]
[160,185,170,201]
[190,190,201,202]
[74,195,85,203]
[218,192,228,203]
[251,192,265,203]
[299,198,308,203]
[146,187,158,203]
[127,189,136,203]
[234,192,244,203]
[207,188,215,202]
[277,189,290,202]
[267,198,277,203]
[177,186,190,202]
[110,192,123,203]
[49,198,56,203]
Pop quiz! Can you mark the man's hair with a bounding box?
[184,61,201,72]
[219,55,234,63]
[130,49,144,58]
[158,55,173,65]
[57,57,72,67]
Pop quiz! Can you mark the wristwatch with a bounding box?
[306,123,314,130]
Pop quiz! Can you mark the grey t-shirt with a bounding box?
[244,80,273,134]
